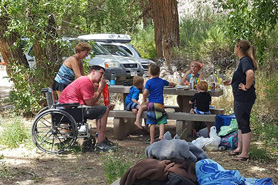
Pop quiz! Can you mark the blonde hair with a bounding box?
[236,40,258,70]
[197,81,208,92]
[133,76,144,87]
[75,42,92,53]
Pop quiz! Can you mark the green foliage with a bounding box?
[174,3,233,73]
[217,0,278,65]
[251,113,278,161]
[0,117,31,148]
[264,75,278,120]
[249,145,270,161]
[131,26,157,60]
[101,152,132,184]
[8,62,56,116]
[0,161,11,178]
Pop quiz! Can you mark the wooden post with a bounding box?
[113,117,137,140]
[176,120,193,139]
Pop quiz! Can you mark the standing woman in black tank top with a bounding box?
[224,39,257,161]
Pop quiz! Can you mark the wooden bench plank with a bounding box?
[109,110,216,122]
[108,110,217,140]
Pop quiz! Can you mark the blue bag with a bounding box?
[219,130,238,149]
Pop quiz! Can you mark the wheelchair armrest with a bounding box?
[54,103,80,108]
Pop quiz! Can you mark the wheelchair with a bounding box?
[31,88,96,154]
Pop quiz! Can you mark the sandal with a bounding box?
[228,150,241,156]
[232,156,249,161]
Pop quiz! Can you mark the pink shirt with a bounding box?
[59,76,94,105]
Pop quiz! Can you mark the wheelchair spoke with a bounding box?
[31,109,77,154]
[39,117,52,128]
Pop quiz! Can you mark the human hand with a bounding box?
[190,108,195,114]
[108,104,115,110]
[238,83,248,91]
[223,80,231,86]
[93,83,99,88]
[98,76,106,90]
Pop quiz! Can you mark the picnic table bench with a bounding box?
[108,110,218,140]
[108,85,224,140]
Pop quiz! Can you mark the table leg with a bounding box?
[123,93,128,110]
[176,96,194,139]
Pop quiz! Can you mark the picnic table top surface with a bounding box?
[108,85,223,96]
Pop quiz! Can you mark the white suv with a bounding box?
[88,42,144,85]
[77,34,154,72]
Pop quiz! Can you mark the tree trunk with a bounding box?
[161,0,179,62]
[150,0,163,59]
[149,0,179,64]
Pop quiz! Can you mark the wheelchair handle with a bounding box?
[41,87,55,106]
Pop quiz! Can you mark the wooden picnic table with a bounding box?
[108,85,223,112]
[108,85,224,139]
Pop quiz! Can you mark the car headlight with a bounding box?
[104,61,121,68]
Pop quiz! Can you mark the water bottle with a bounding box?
[190,74,195,90]
[110,73,116,85]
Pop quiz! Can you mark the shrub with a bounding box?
[8,61,56,116]
[130,26,157,60]
[0,117,31,148]
[101,152,132,184]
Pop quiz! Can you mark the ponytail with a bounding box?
[237,40,258,70]
[246,46,258,70]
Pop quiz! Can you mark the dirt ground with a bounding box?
[0,119,277,185]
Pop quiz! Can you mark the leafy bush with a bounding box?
[8,61,57,116]
[131,26,157,60]
[0,161,11,178]
[101,152,132,184]
[0,117,31,148]
[249,145,270,162]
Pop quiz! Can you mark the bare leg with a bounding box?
[150,125,155,144]
[96,107,109,143]
[238,132,251,158]
[56,91,62,98]
[234,129,242,153]
[159,124,165,140]
[206,122,211,138]
[135,104,147,130]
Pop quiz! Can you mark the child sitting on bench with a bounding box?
[125,76,148,131]
[189,80,212,137]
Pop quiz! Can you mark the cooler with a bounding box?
[216,114,236,132]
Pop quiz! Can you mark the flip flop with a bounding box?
[228,150,241,156]
[232,156,249,161]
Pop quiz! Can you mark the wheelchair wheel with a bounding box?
[31,109,78,154]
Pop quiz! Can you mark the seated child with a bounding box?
[189,81,211,137]
[125,76,148,130]
[143,64,176,144]
[177,61,204,111]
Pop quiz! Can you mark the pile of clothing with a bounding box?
[120,132,274,185]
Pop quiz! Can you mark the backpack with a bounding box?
[219,130,238,149]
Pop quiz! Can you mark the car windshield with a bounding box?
[91,43,110,55]
[101,44,132,57]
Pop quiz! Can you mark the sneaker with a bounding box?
[95,140,116,152]
[103,137,117,146]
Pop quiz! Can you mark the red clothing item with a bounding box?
[59,76,94,105]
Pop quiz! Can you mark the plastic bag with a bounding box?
[204,126,221,151]
[192,137,209,149]
[192,126,221,151]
